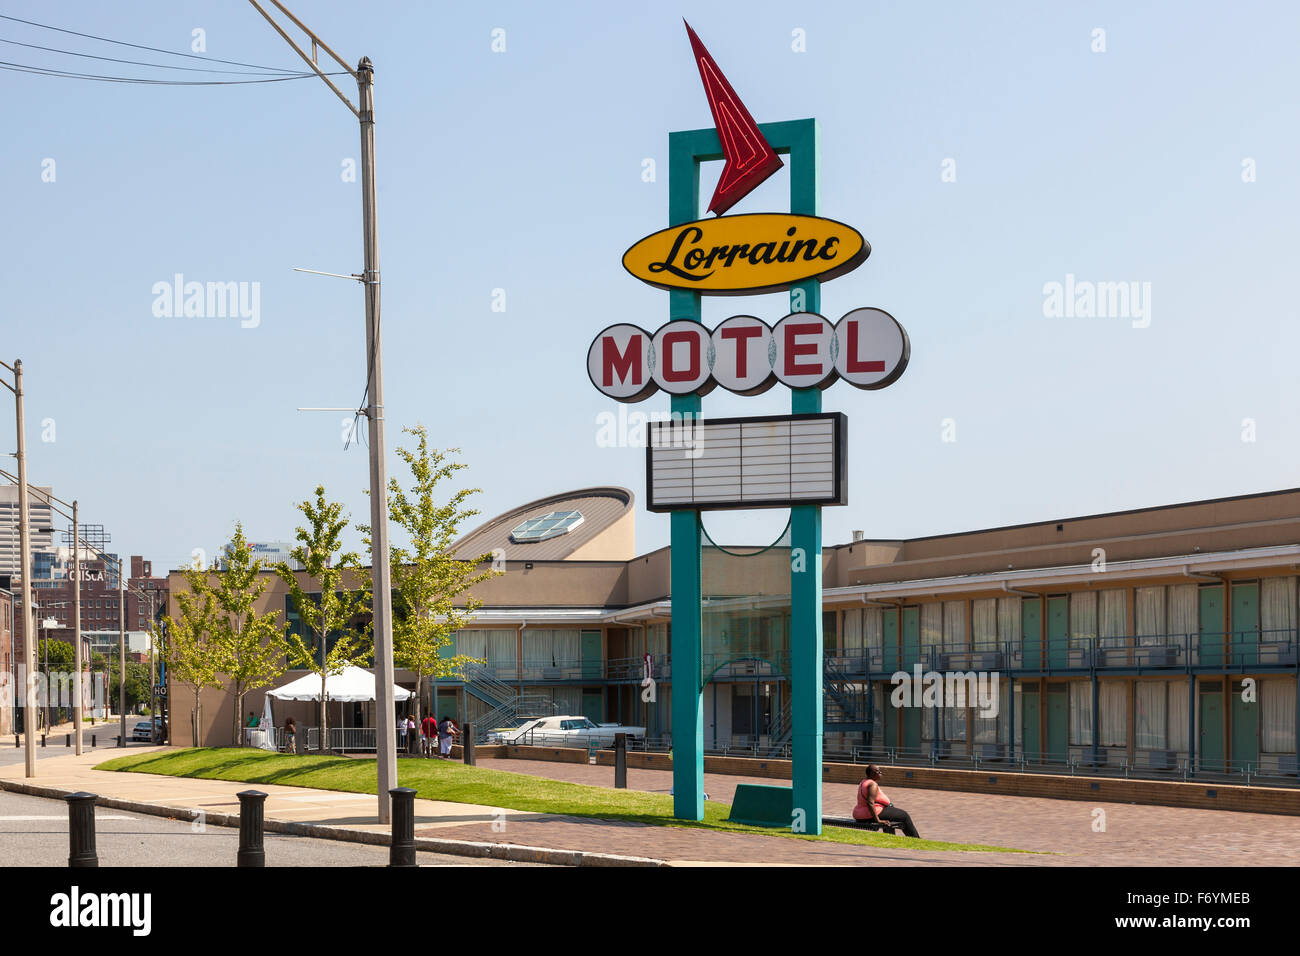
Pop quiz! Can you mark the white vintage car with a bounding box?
[487,715,645,747]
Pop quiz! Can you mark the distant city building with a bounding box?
[220,540,303,571]
[0,485,54,583]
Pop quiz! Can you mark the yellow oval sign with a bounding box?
[622,213,869,295]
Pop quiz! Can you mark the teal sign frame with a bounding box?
[668,118,824,833]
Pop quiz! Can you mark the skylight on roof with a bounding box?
[510,510,585,543]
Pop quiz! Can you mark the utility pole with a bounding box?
[247,1,397,822]
[118,556,125,746]
[13,360,36,777]
[72,501,82,755]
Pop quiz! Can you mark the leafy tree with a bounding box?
[163,562,224,745]
[361,426,500,732]
[38,639,75,669]
[211,522,289,746]
[276,486,372,751]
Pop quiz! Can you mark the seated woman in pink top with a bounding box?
[853,764,920,838]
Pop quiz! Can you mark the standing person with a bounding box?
[283,717,296,755]
[397,716,406,752]
[421,712,438,757]
[853,764,921,838]
[439,715,458,758]
[405,714,418,755]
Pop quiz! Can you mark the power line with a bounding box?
[0,12,304,73]
[0,35,299,75]
[0,59,341,86]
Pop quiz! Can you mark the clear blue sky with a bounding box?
[4,0,1298,569]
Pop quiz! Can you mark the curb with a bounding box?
[0,779,669,868]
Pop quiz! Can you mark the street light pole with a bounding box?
[72,500,82,755]
[6,359,37,777]
[247,0,397,822]
[118,557,125,746]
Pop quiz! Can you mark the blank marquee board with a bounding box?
[646,412,847,512]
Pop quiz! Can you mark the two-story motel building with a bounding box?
[170,485,1300,781]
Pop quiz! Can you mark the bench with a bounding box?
[823,814,904,836]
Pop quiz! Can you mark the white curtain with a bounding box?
[647,623,669,657]
[1070,592,1097,648]
[863,608,883,649]
[1099,681,1127,747]
[1262,577,1297,639]
[1136,587,1165,644]
[921,603,943,652]
[1136,681,1166,749]
[842,608,863,652]
[943,600,966,650]
[1262,678,1296,753]
[972,599,997,645]
[1099,589,1126,647]
[456,629,516,677]
[1168,680,1189,751]
[1168,584,1198,638]
[997,598,1021,646]
[523,629,582,668]
[944,705,966,741]
[1069,682,1093,745]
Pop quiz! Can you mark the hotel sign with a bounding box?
[646,412,847,512]
[588,308,909,402]
[622,213,869,295]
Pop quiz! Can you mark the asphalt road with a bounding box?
[0,791,544,867]
[0,725,155,768]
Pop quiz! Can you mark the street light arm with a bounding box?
[246,0,359,117]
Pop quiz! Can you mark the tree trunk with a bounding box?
[233,687,245,748]
[319,672,327,753]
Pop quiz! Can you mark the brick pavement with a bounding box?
[414,758,1300,866]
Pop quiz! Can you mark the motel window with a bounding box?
[1098,681,1127,747]
[997,598,1020,646]
[1167,585,1198,638]
[972,599,997,645]
[942,601,966,650]
[920,603,942,651]
[1262,679,1297,754]
[1136,681,1166,750]
[1261,577,1298,639]
[1070,593,1097,648]
[1136,587,1165,644]
[1069,682,1092,745]
[1099,590,1126,647]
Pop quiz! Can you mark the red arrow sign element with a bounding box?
[685,21,784,216]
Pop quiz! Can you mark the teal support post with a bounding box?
[668,129,707,821]
[665,119,823,825]
[787,119,823,834]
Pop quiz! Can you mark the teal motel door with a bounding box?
[582,690,604,726]
[1022,598,1042,670]
[1022,685,1041,761]
[1045,683,1068,762]
[1199,586,1224,667]
[1231,583,1260,668]
[1231,680,1259,772]
[901,607,921,753]
[1199,682,1224,772]
[883,607,899,673]
[1047,596,1068,669]
[581,629,603,680]
[902,606,920,668]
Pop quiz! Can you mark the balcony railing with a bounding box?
[429,630,1299,685]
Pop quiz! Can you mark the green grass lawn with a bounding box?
[96,748,1027,854]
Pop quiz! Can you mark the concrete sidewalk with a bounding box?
[0,749,665,867]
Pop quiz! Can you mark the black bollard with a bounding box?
[236,790,268,867]
[614,733,627,789]
[462,722,475,766]
[13,735,17,748]
[41,734,46,748]
[65,792,99,867]
[91,735,96,748]
[66,734,71,747]
[389,787,417,867]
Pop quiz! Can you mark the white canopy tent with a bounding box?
[268,665,413,703]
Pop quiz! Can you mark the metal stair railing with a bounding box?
[461,662,515,708]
